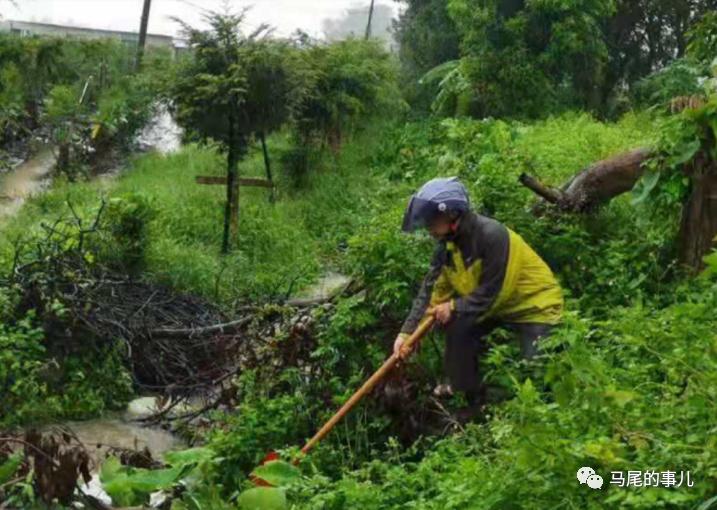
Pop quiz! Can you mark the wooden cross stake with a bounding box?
[196,175,274,241]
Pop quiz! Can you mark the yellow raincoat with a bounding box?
[429,229,563,324]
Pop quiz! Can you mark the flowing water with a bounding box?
[60,417,182,466]
[44,396,186,469]
[291,271,352,303]
[0,147,54,219]
[0,105,182,220]
[136,103,183,155]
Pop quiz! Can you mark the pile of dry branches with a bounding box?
[3,199,345,415]
[3,201,248,394]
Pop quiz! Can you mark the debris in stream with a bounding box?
[0,129,51,175]
[2,198,360,425]
[0,428,175,508]
[105,444,161,470]
[0,430,91,506]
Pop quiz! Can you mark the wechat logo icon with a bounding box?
[577,466,604,490]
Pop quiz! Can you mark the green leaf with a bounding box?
[516,378,539,404]
[164,447,215,467]
[250,460,300,487]
[102,474,136,507]
[124,465,187,492]
[697,495,717,510]
[702,249,717,279]
[99,456,189,507]
[604,389,637,408]
[0,453,23,484]
[237,487,287,510]
[667,139,701,167]
[631,170,661,205]
[99,455,123,483]
[419,60,460,86]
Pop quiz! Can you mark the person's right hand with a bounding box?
[393,333,416,359]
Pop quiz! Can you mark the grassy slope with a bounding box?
[4,111,715,508]
[0,112,654,303]
[0,129,383,306]
[287,113,717,509]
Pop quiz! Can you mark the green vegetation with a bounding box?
[0,32,169,176]
[395,0,717,118]
[2,5,717,509]
[169,10,403,251]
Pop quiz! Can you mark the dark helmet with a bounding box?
[401,177,470,232]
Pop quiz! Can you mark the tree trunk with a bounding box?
[259,131,275,202]
[328,125,342,155]
[222,113,239,254]
[519,147,653,211]
[677,154,717,271]
[57,143,71,180]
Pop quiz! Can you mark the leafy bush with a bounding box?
[635,87,717,212]
[44,83,90,180]
[439,0,614,118]
[687,12,717,65]
[289,283,717,508]
[99,192,156,275]
[0,309,132,427]
[0,62,27,146]
[93,75,157,151]
[633,60,706,110]
[200,370,313,492]
[294,38,405,151]
[0,311,51,426]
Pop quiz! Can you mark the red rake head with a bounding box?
[250,451,281,487]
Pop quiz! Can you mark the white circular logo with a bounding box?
[577,466,595,484]
[577,467,603,490]
[438,202,447,211]
[587,474,604,489]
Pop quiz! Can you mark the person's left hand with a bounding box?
[433,301,453,325]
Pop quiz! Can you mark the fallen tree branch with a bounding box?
[519,147,654,211]
[149,316,252,338]
[518,173,564,204]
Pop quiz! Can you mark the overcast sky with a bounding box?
[1,0,401,39]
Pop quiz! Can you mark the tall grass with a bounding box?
[1,125,388,308]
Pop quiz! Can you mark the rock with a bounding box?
[77,473,112,506]
[290,272,351,305]
[125,397,161,420]
[125,396,199,421]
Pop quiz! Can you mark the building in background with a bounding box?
[0,19,187,56]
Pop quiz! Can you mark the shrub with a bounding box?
[99,192,156,276]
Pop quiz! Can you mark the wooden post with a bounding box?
[196,177,274,188]
[136,0,152,71]
[365,0,375,40]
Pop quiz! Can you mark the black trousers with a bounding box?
[443,314,553,397]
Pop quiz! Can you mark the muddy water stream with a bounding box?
[61,417,181,466]
[0,104,182,220]
[0,147,54,219]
